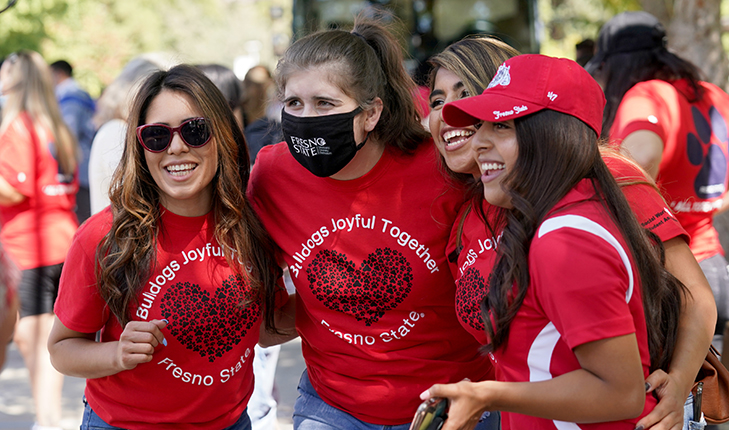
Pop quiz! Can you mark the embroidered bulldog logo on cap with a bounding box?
[442,54,606,137]
[488,64,511,89]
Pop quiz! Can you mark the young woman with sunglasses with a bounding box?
[248,16,494,430]
[0,50,79,430]
[427,37,716,430]
[420,54,693,430]
[47,65,289,430]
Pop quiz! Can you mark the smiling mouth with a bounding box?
[166,163,198,176]
[443,129,475,148]
[480,162,505,176]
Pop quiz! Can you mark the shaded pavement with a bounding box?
[0,338,306,430]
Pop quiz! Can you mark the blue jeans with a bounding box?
[293,370,500,430]
[80,397,252,430]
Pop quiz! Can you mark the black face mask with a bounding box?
[281,107,370,177]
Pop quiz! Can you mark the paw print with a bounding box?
[306,248,413,326]
[686,106,728,199]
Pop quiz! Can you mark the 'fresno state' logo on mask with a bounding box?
[488,64,511,89]
[289,136,332,157]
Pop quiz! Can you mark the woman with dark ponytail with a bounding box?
[248,14,496,430]
[422,54,688,429]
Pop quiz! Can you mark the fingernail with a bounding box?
[162,319,169,324]
[419,390,430,400]
[644,382,651,391]
[162,338,167,346]
[635,425,644,430]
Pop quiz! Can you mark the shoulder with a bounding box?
[630,79,677,94]
[76,208,114,244]
[253,141,290,166]
[248,142,293,193]
[388,138,439,168]
[531,210,631,287]
[697,80,729,103]
[602,151,647,180]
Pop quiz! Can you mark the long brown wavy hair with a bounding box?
[0,50,78,176]
[96,65,281,329]
[483,110,686,372]
[275,14,428,153]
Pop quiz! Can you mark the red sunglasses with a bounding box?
[136,117,212,153]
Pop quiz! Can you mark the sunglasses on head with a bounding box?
[136,117,212,153]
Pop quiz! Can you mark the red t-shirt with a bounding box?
[249,142,489,425]
[610,79,729,261]
[497,179,656,429]
[0,113,78,269]
[448,155,687,345]
[55,208,270,430]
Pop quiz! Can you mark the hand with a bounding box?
[115,319,168,371]
[422,380,490,430]
[634,369,686,430]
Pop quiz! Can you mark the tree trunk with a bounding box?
[640,0,671,26]
[642,0,729,89]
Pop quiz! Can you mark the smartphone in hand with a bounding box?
[409,397,450,430]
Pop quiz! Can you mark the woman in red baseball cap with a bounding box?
[427,38,715,430]
[422,54,688,430]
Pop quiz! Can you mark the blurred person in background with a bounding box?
[587,11,729,360]
[198,63,245,128]
[242,65,281,163]
[0,238,20,371]
[88,56,162,214]
[50,59,96,224]
[0,50,79,430]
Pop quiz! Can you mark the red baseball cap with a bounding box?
[442,54,606,136]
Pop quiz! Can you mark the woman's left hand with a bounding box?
[421,380,490,430]
[634,369,686,430]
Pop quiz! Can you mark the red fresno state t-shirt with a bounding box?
[611,79,729,261]
[496,179,656,429]
[0,113,78,269]
[54,208,265,430]
[449,154,687,346]
[249,141,489,425]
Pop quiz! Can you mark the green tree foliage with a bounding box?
[538,0,641,58]
[0,0,226,97]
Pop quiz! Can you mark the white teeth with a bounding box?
[443,129,474,145]
[166,163,197,175]
[480,162,505,173]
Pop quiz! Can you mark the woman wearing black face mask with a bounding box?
[248,15,496,430]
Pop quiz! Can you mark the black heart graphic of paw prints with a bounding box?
[306,247,413,326]
[160,275,260,363]
[686,106,728,199]
[456,266,486,332]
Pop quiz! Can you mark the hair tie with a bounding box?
[351,31,377,53]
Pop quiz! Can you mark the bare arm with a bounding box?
[636,237,717,430]
[258,293,298,347]
[48,316,168,379]
[0,174,25,206]
[425,334,646,429]
[0,290,19,369]
[620,130,664,180]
